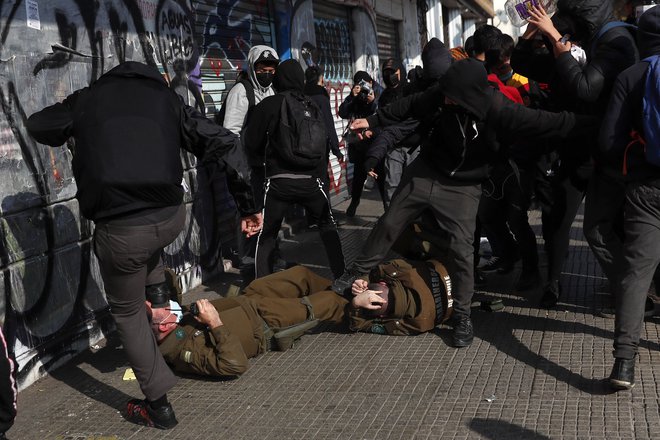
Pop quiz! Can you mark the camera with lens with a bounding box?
[357,79,372,101]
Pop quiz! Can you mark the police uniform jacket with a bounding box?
[348,259,452,336]
[158,296,267,377]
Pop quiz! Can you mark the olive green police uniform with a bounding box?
[158,266,348,378]
[348,259,453,335]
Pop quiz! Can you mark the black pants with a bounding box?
[541,158,592,284]
[256,177,345,278]
[478,164,538,272]
[584,169,625,288]
[93,205,185,401]
[614,183,660,359]
[0,327,16,434]
[237,166,267,284]
[350,159,481,318]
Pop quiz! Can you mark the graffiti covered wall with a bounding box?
[0,0,262,389]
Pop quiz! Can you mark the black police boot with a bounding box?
[126,399,178,429]
[145,282,170,309]
[451,316,474,348]
[609,357,635,390]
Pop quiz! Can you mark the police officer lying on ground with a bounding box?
[148,259,452,377]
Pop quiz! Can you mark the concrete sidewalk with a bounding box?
[10,189,660,440]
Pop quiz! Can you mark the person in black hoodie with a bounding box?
[512,0,639,308]
[244,59,345,279]
[599,5,660,390]
[338,71,381,217]
[25,61,261,429]
[333,58,595,348]
[304,65,344,198]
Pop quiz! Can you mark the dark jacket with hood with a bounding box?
[600,6,660,186]
[26,61,257,221]
[363,39,453,171]
[366,59,596,183]
[303,81,341,159]
[243,59,327,179]
[512,0,638,113]
[378,59,408,109]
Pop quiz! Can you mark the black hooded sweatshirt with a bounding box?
[26,61,257,221]
[303,81,341,158]
[366,59,597,183]
[600,6,660,186]
[362,39,453,171]
[244,59,326,179]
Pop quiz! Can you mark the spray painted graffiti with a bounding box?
[0,0,239,389]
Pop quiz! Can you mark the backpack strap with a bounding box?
[622,130,646,176]
[239,78,256,109]
[590,21,637,57]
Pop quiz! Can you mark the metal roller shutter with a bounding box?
[190,1,275,251]
[192,0,275,117]
[376,15,401,63]
[313,1,353,204]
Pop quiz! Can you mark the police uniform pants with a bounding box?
[350,158,481,318]
[243,266,348,327]
[256,177,345,279]
[93,204,185,401]
[614,184,660,359]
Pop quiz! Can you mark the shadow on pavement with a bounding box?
[469,417,552,439]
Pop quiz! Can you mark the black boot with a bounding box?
[540,280,561,309]
[609,357,635,390]
[451,316,474,348]
[126,399,178,429]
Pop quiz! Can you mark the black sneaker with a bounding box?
[451,316,474,348]
[540,280,560,309]
[479,256,515,274]
[609,358,635,390]
[346,202,359,218]
[331,270,360,296]
[126,399,178,429]
[645,297,656,317]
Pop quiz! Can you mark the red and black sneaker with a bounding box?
[126,399,178,429]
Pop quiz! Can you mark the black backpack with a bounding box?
[273,91,327,169]
[214,78,255,126]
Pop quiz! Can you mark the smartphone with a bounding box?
[559,34,571,45]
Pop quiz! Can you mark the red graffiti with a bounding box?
[210,59,222,77]
[328,143,348,195]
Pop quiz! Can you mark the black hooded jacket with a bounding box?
[600,6,660,186]
[511,0,638,115]
[362,39,453,171]
[366,59,596,183]
[26,61,257,221]
[303,82,341,158]
[244,59,327,178]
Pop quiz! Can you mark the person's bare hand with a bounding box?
[350,118,369,131]
[368,169,378,179]
[351,279,369,296]
[521,22,539,39]
[194,299,223,328]
[351,84,361,97]
[528,5,562,42]
[357,129,373,141]
[352,290,387,310]
[240,213,263,237]
[366,91,375,104]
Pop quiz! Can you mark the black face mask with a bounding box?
[383,72,400,88]
[256,72,274,88]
